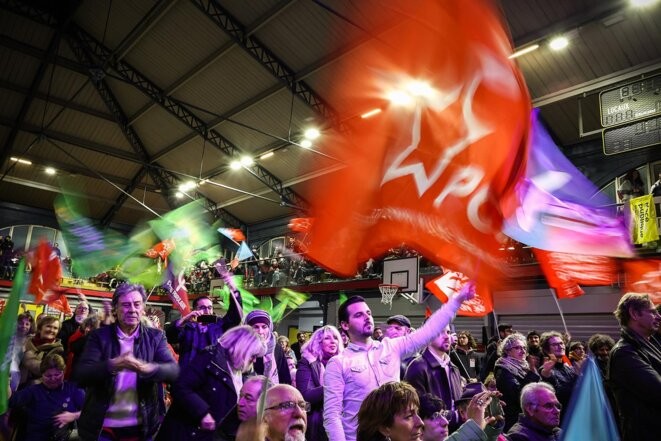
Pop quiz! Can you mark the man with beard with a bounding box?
[608,293,661,441]
[405,324,463,431]
[263,384,308,441]
[323,283,475,441]
[525,330,543,372]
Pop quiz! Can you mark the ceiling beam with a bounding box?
[112,0,179,61]
[0,31,63,172]
[0,33,89,75]
[62,20,307,210]
[190,0,340,127]
[128,0,297,126]
[0,116,146,164]
[0,78,115,122]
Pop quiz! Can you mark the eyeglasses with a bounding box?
[509,345,526,351]
[430,410,451,421]
[534,402,562,411]
[265,401,311,412]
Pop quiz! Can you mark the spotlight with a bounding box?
[45,167,56,175]
[549,36,569,51]
[178,181,196,192]
[230,160,242,170]
[240,156,254,167]
[405,80,434,97]
[300,139,312,148]
[304,128,320,140]
[175,192,184,199]
[387,90,413,106]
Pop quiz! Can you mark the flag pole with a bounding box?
[549,288,569,336]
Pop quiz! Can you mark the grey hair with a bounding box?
[498,332,527,357]
[112,283,147,308]
[520,382,556,412]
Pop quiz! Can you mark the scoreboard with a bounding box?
[600,73,661,154]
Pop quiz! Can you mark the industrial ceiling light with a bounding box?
[230,160,242,170]
[300,139,312,148]
[549,36,569,51]
[260,151,274,160]
[240,156,254,167]
[405,80,434,98]
[178,180,196,192]
[10,157,32,165]
[508,44,540,59]
[45,167,56,175]
[175,191,184,198]
[304,128,320,140]
[630,0,658,7]
[387,89,413,106]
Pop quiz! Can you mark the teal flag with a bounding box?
[0,260,26,414]
[561,357,620,441]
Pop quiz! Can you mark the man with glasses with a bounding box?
[263,384,308,441]
[166,294,242,368]
[608,293,661,441]
[538,331,577,416]
[507,382,562,440]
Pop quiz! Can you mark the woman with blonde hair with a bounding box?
[296,325,344,441]
[20,315,63,387]
[156,325,267,441]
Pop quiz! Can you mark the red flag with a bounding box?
[145,238,176,262]
[426,270,493,317]
[304,0,530,283]
[28,241,63,304]
[622,259,661,304]
[162,263,191,315]
[43,290,72,314]
[533,249,618,299]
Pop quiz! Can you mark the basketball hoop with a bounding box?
[379,284,400,309]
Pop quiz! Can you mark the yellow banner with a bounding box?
[630,194,659,244]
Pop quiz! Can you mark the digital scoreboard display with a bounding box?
[600,74,661,127]
[602,114,661,155]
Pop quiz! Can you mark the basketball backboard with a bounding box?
[382,256,422,303]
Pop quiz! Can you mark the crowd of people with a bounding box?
[1,279,660,441]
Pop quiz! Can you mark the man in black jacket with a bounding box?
[74,283,179,440]
[608,293,661,441]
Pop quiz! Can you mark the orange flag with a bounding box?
[426,270,493,317]
[622,258,661,304]
[534,250,617,299]
[304,0,530,284]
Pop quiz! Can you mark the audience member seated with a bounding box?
[494,333,540,432]
[356,382,423,441]
[419,391,504,441]
[296,325,344,441]
[263,384,308,441]
[506,382,562,441]
[9,354,84,441]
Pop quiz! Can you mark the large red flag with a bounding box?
[533,249,618,299]
[304,0,530,283]
[426,270,494,317]
[28,241,63,304]
[622,259,661,304]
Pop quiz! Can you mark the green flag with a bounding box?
[0,260,26,414]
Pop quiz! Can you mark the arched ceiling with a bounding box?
[1,0,661,228]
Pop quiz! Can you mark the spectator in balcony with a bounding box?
[494,333,540,432]
[618,168,644,202]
